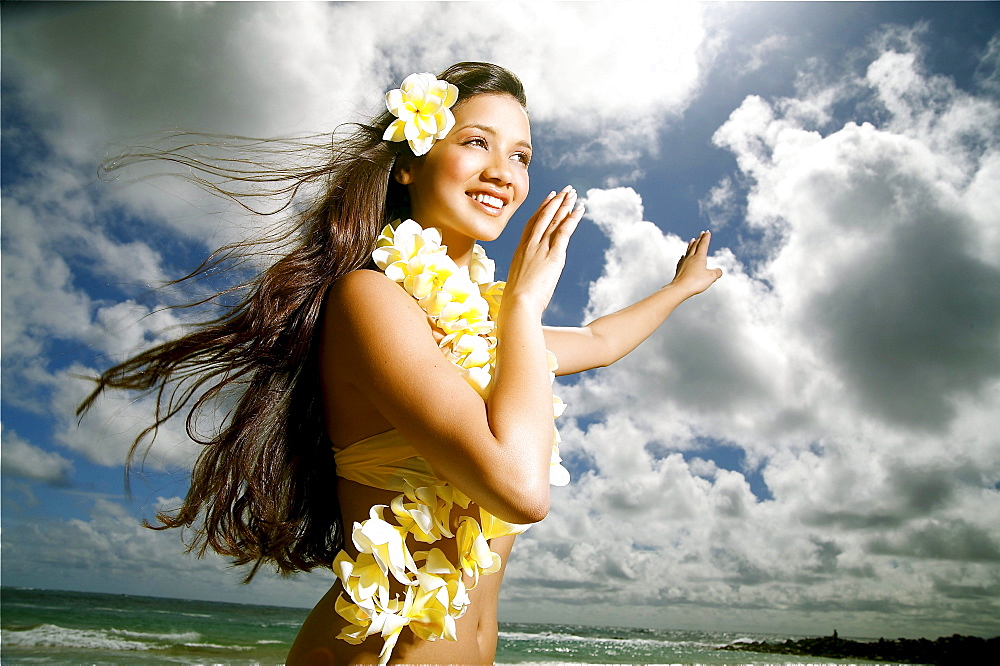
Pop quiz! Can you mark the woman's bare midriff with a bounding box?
[286,478,515,665]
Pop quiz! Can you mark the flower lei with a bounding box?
[331,220,569,664]
[382,73,459,156]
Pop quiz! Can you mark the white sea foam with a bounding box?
[256,639,284,644]
[111,628,201,642]
[182,642,254,651]
[499,630,716,650]
[148,608,214,618]
[1,624,157,651]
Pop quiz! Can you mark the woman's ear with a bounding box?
[393,154,415,185]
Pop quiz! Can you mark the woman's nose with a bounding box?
[482,156,514,185]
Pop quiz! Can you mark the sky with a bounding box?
[2,0,999,642]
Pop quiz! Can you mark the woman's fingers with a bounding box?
[505,185,584,310]
[673,230,723,293]
[530,187,577,245]
[519,187,569,246]
[544,200,584,251]
[520,186,580,252]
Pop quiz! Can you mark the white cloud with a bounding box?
[48,362,202,470]
[0,426,73,485]
[0,495,330,608]
[4,3,717,188]
[509,31,1000,637]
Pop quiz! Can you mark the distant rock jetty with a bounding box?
[718,631,997,664]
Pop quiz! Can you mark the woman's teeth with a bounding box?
[471,193,503,209]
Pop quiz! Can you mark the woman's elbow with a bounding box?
[512,495,550,525]
[493,477,550,525]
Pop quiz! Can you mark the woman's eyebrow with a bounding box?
[460,123,533,151]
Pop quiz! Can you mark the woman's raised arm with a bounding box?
[544,230,722,375]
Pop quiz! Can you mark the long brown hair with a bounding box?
[77,62,527,580]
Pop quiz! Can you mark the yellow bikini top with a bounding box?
[334,429,440,492]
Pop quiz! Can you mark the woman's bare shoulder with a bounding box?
[328,269,419,320]
[329,267,401,302]
[324,268,432,349]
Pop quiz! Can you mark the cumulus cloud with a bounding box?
[3,2,715,179]
[506,31,1000,637]
[1,427,73,485]
[0,495,331,607]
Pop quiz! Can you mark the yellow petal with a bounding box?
[382,118,407,142]
[435,108,455,137]
[385,89,405,115]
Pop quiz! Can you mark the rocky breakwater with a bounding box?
[718,630,998,664]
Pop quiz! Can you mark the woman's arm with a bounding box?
[323,190,582,525]
[544,230,722,375]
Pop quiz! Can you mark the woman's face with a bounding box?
[396,93,531,253]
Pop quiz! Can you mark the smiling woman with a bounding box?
[77,61,722,665]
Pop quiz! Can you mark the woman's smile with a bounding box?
[467,189,510,215]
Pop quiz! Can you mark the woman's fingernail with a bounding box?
[562,185,573,192]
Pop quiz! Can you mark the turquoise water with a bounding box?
[1,587,888,664]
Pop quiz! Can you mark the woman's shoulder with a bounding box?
[325,268,428,335]
[328,268,407,307]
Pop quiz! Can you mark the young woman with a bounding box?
[80,62,721,665]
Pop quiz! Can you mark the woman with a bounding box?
[80,62,721,665]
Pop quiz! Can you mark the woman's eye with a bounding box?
[512,152,531,166]
[466,138,487,148]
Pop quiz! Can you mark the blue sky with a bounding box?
[3,1,999,640]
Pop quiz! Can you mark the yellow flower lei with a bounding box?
[332,220,569,664]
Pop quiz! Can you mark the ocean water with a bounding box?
[1,587,888,665]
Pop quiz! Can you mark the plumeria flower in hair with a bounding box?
[383,73,459,156]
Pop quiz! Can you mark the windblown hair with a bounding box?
[77,62,527,580]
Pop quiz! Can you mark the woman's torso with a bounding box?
[286,273,512,664]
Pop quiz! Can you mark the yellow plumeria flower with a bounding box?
[383,73,459,156]
[352,505,416,585]
[334,550,386,609]
[469,244,495,283]
[480,280,505,321]
[456,517,502,587]
[390,483,458,543]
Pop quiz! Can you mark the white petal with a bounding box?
[385,89,404,115]
[409,135,434,156]
[549,462,571,487]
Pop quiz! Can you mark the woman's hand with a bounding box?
[503,187,584,315]
[671,230,723,297]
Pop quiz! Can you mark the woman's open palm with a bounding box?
[673,230,723,296]
[504,187,584,314]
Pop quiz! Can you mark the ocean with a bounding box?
[1,587,893,665]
